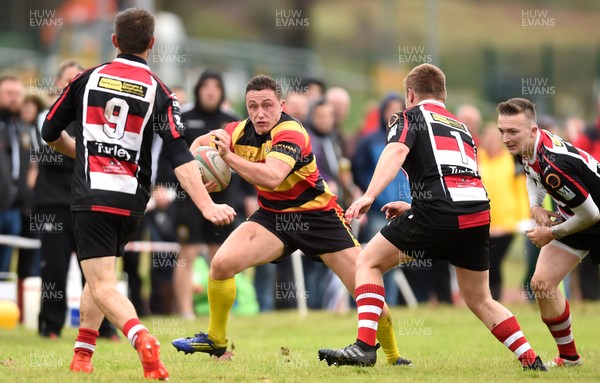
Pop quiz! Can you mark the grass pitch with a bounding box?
[1,303,600,382]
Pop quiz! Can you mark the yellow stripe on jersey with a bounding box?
[230,120,248,149]
[234,144,265,163]
[228,114,338,212]
[273,159,319,191]
[265,120,309,167]
[267,151,296,168]
[270,120,309,143]
[296,192,335,210]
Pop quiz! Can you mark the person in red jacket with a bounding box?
[573,96,600,161]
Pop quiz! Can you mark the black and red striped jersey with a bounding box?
[219,112,338,213]
[41,54,193,217]
[386,100,490,229]
[520,129,600,218]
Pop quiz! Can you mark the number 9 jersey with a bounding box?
[42,54,193,218]
[386,100,490,229]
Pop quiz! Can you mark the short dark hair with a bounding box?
[24,94,46,113]
[114,8,154,54]
[56,59,84,80]
[300,77,325,93]
[496,98,537,122]
[245,75,282,100]
[403,63,447,101]
[310,97,328,109]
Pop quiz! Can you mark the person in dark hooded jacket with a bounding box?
[301,98,347,309]
[155,69,254,319]
[305,98,342,194]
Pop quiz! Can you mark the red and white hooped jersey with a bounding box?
[521,129,600,219]
[386,100,490,229]
[42,54,192,217]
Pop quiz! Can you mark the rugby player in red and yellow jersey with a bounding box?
[171,75,410,366]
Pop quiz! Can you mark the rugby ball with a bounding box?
[194,146,231,192]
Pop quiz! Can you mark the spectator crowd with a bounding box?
[1,62,599,339]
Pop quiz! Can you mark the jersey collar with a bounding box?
[417,99,446,108]
[526,129,542,164]
[115,54,149,68]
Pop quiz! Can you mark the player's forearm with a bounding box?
[47,131,76,159]
[552,196,600,239]
[526,175,547,209]
[174,160,214,211]
[364,143,407,200]
[224,153,282,190]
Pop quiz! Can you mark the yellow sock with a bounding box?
[376,304,401,364]
[207,276,236,345]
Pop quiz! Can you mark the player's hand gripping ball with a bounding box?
[194,146,231,192]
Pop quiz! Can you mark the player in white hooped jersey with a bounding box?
[318,64,546,370]
[42,8,235,380]
[384,98,490,230]
[520,129,600,227]
[497,97,600,369]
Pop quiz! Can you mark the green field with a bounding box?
[1,303,600,382]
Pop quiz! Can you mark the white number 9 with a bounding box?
[103,98,130,139]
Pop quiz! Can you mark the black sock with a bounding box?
[559,353,580,361]
[355,339,377,351]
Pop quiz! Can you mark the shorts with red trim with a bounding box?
[73,211,142,260]
[380,210,490,271]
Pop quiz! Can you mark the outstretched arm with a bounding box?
[174,160,236,225]
[346,142,409,220]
